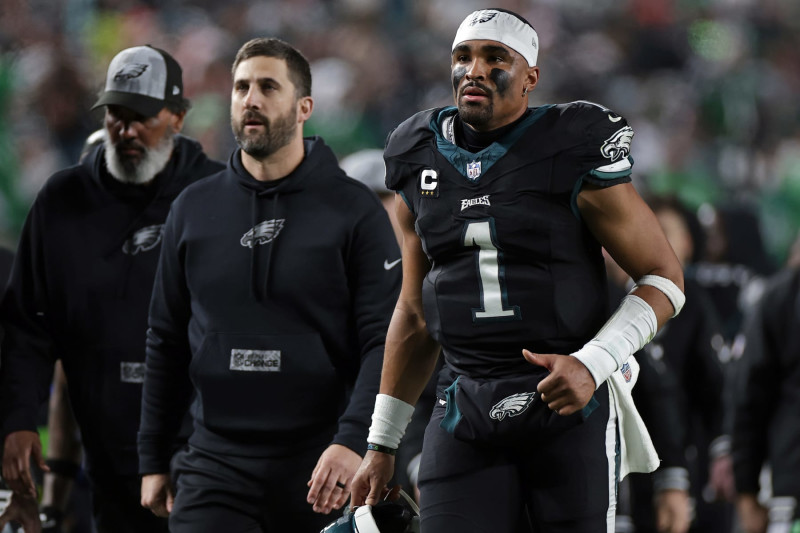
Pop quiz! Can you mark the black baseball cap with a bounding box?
[92,45,186,117]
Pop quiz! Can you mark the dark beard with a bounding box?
[232,108,297,159]
[458,101,494,130]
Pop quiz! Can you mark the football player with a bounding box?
[350,8,685,532]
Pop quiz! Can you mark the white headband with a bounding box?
[452,9,539,67]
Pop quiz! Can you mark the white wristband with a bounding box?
[367,394,415,449]
[635,275,685,317]
[571,294,657,388]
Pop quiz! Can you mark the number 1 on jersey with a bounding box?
[462,219,521,322]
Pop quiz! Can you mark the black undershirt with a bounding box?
[455,108,533,153]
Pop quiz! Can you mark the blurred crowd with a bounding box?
[1,0,799,260]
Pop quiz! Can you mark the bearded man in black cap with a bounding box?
[0,45,223,533]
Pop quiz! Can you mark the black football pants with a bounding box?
[418,382,617,533]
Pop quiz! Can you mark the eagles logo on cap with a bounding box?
[114,64,149,82]
[92,45,186,118]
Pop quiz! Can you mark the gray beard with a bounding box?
[104,133,175,185]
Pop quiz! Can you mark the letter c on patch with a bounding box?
[421,169,438,191]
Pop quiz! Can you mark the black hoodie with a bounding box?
[138,137,401,473]
[0,135,224,478]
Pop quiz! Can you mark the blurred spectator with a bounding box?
[621,196,734,533]
[731,264,800,533]
[0,0,798,252]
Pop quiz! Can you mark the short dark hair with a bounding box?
[231,38,312,98]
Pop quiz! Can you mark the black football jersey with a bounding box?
[385,102,635,377]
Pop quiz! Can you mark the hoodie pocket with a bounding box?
[190,332,344,436]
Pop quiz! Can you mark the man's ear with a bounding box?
[170,109,187,133]
[297,96,314,123]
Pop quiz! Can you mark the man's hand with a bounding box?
[141,473,174,518]
[0,492,42,533]
[522,351,595,416]
[655,489,691,533]
[707,454,736,502]
[350,450,396,508]
[306,444,362,514]
[737,493,768,533]
[3,431,49,497]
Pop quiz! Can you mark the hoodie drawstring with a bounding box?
[249,191,280,301]
[249,190,260,301]
[262,193,279,299]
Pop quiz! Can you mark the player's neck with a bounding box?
[456,108,531,153]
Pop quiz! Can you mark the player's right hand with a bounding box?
[141,473,174,518]
[2,430,48,497]
[349,450,395,507]
[0,492,42,533]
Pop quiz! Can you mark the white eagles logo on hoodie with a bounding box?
[122,224,164,255]
[240,219,286,248]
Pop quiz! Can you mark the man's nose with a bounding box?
[465,58,487,80]
[243,87,260,109]
[119,121,139,139]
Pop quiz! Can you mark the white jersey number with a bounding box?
[462,220,521,322]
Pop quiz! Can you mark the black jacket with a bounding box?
[0,135,224,477]
[732,267,800,501]
[138,137,401,474]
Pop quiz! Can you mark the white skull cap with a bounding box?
[452,9,539,67]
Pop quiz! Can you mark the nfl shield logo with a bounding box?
[467,160,482,180]
[621,363,632,382]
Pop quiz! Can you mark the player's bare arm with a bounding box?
[578,182,684,323]
[350,195,441,507]
[379,196,441,403]
[529,182,684,416]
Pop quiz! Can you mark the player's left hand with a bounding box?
[522,350,595,416]
[655,489,691,533]
[307,444,361,514]
[0,492,42,533]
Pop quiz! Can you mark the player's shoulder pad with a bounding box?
[384,108,442,190]
[384,108,440,158]
[556,100,633,150]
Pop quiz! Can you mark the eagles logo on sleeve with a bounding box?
[122,224,164,255]
[240,219,286,248]
[600,126,634,162]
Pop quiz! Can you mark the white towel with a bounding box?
[608,357,660,479]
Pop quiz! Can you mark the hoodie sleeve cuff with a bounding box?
[137,433,174,474]
[1,409,39,438]
[331,422,369,457]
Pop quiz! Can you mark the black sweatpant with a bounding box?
[91,474,169,533]
[168,443,332,533]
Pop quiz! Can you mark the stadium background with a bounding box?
[1,0,799,265]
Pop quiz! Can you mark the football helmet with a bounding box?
[320,490,420,533]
